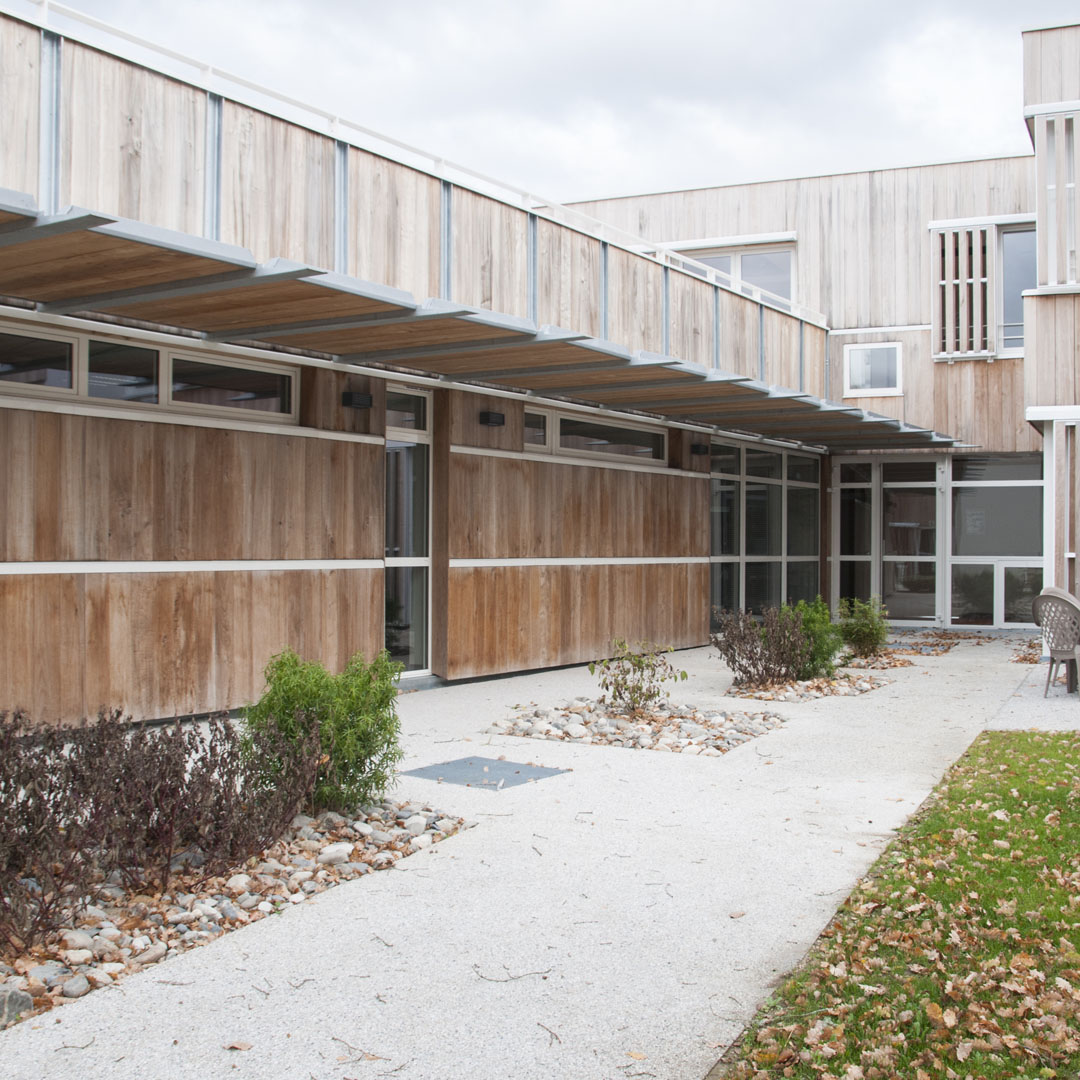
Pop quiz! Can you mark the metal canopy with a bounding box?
[0,192,957,452]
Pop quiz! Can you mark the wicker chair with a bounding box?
[1032,590,1080,697]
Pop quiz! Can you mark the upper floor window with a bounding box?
[844,342,902,397]
[690,246,794,301]
[1000,227,1036,352]
[931,221,1035,358]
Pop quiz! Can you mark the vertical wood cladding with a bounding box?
[299,367,386,436]
[0,409,384,560]
[61,41,206,235]
[0,16,39,198]
[0,569,383,723]
[447,454,709,560]
[448,390,523,451]
[445,563,708,680]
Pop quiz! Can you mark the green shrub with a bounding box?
[244,648,404,811]
[837,596,890,657]
[588,638,687,714]
[791,596,843,679]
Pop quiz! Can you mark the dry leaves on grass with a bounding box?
[713,730,1080,1080]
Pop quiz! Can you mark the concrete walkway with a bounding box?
[2,636,1076,1080]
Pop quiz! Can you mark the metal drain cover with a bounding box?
[400,756,567,789]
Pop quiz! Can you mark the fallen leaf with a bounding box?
[729,911,746,919]
[626,1051,646,1060]
[224,1041,252,1051]
[956,1040,973,1062]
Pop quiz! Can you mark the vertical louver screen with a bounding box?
[933,227,992,357]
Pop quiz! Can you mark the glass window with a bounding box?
[882,562,936,621]
[952,486,1042,557]
[710,443,740,475]
[697,254,732,276]
[740,251,791,299]
[787,487,819,556]
[745,448,782,479]
[88,340,158,403]
[882,489,936,556]
[951,564,994,625]
[559,418,664,460]
[710,480,740,556]
[787,455,819,484]
[840,488,872,556]
[840,463,872,484]
[845,344,900,394]
[1004,567,1042,624]
[1001,228,1036,350]
[0,331,72,388]
[745,562,782,614]
[171,358,291,413]
[385,566,428,672]
[385,442,429,558]
[746,483,781,556]
[882,461,935,483]
[839,561,871,603]
[709,563,739,630]
[952,453,1042,482]
[524,412,547,446]
[386,391,427,430]
[786,562,819,606]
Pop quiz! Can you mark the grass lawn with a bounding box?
[712,730,1080,1080]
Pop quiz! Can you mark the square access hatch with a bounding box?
[400,756,567,790]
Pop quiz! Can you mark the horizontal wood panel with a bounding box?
[445,562,708,679]
[0,568,382,723]
[448,454,708,559]
[0,409,383,561]
[61,41,205,234]
[0,16,38,197]
[220,101,335,267]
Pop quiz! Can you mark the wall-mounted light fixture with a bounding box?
[690,442,710,456]
[341,391,373,409]
[478,410,505,427]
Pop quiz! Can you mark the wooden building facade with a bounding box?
[0,6,1073,723]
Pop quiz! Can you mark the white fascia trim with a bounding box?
[657,232,797,251]
[449,443,708,478]
[1023,285,1080,297]
[1026,406,1080,421]
[1024,100,1080,118]
[0,393,385,444]
[449,557,710,568]
[0,559,385,575]
[829,325,930,335]
[928,213,1035,230]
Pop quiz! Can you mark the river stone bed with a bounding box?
[487,698,783,753]
[0,800,470,1028]
[725,672,892,702]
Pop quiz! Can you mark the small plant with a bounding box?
[791,596,843,679]
[244,648,405,811]
[711,607,810,687]
[589,638,688,714]
[837,596,890,657]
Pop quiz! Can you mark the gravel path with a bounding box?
[1,637,1072,1080]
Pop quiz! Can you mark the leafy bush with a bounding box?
[837,596,890,657]
[712,608,810,687]
[588,638,688,714]
[792,596,843,679]
[244,648,404,812]
[0,708,320,953]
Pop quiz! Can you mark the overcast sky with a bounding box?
[50,0,1080,203]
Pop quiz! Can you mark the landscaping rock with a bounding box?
[317,842,354,865]
[61,975,90,999]
[0,986,32,1028]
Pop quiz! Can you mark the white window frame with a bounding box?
[384,386,433,678]
[685,243,796,303]
[996,223,1037,359]
[523,408,667,466]
[842,341,903,398]
[0,317,299,425]
[709,439,822,617]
